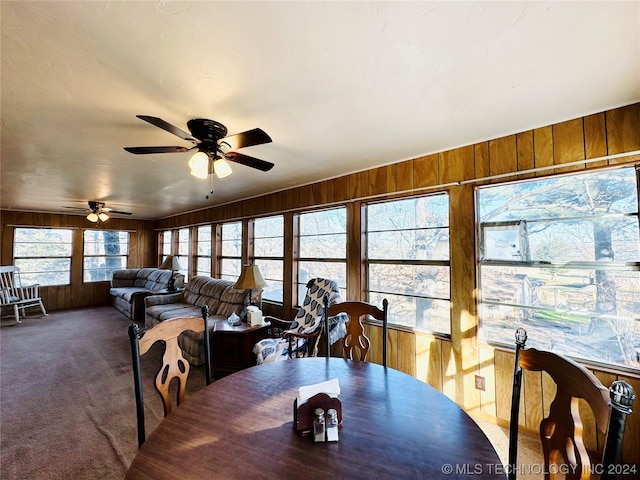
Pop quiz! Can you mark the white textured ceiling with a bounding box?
[1,1,639,219]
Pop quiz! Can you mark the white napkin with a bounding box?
[297,378,340,405]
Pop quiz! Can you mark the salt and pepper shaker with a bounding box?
[326,408,339,442]
[313,408,325,442]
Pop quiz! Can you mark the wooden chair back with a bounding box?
[128,307,212,447]
[508,328,617,480]
[325,299,388,366]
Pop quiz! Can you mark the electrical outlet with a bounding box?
[475,375,486,391]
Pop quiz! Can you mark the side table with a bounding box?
[212,322,271,378]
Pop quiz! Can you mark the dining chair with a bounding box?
[128,306,212,448]
[253,278,347,364]
[323,298,389,366]
[508,328,635,480]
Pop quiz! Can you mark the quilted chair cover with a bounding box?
[253,278,347,364]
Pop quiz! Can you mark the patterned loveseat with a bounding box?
[144,276,251,365]
[110,268,182,322]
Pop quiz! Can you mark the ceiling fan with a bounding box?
[123,115,274,179]
[63,201,132,223]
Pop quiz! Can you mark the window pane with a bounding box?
[298,208,347,305]
[369,264,450,301]
[298,260,346,304]
[16,258,71,286]
[177,228,189,256]
[300,209,346,235]
[478,166,640,368]
[254,216,284,303]
[196,225,212,277]
[196,257,211,277]
[220,258,241,282]
[220,222,242,281]
[197,226,212,255]
[299,233,346,258]
[368,228,449,260]
[162,230,172,256]
[370,290,451,334]
[366,194,451,335]
[14,228,73,286]
[83,230,129,282]
[221,222,242,257]
[256,258,284,302]
[254,216,283,238]
[255,259,284,302]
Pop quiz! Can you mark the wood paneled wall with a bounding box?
[156,102,640,464]
[1,103,638,463]
[0,211,155,311]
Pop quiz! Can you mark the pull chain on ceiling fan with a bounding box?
[124,116,274,179]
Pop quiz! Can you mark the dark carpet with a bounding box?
[0,306,206,479]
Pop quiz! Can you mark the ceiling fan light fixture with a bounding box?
[98,212,110,222]
[87,212,99,223]
[213,158,233,179]
[188,151,209,179]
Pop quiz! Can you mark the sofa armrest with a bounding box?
[144,292,184,308]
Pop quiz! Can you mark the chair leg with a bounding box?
[38,300,48,316]
[13,304,21,323]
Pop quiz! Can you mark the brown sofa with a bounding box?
[110,268,183,321]
[144,276,251,365]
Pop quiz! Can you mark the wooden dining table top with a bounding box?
[126,357,506,479]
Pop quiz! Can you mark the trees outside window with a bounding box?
[220,221,242,282]
[14,228,73,286]
[176,227,189,280]
[297,208,346,304]
[366,194,451,334]
[83,230,129,282]
[196,225,212,277]
[477,166,640,368]
[254,215,284,303]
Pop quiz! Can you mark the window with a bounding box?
[13,228,73,286]
[176,227,189,280]
[83,230,129,282]
[477,166,640,369]
[160,230,173,265]
[298,208,347,304]
[220,221,242,282]
[196,225,212,277]
[254,215,284,303]
[366,194,451,334]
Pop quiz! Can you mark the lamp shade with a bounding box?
[159,255,182,271]
[189,151,209,179]
[213,158,233,178]
[233,264,267,290]
[86,212,99,223]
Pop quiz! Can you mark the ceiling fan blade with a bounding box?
[224,152,274,172]
[62,206,89,212]
[136,115,196,143]
[124,146,191,154]
[106,210,132,215]
[221,128,272,150]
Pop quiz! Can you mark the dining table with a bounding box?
[126,357,506,479]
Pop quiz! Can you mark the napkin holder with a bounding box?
[293,392,342,437]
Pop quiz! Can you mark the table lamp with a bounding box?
[159,255,182,291]
[233,264,267,308]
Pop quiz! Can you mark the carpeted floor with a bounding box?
[0,306,206,480]
[1,306,543,479]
